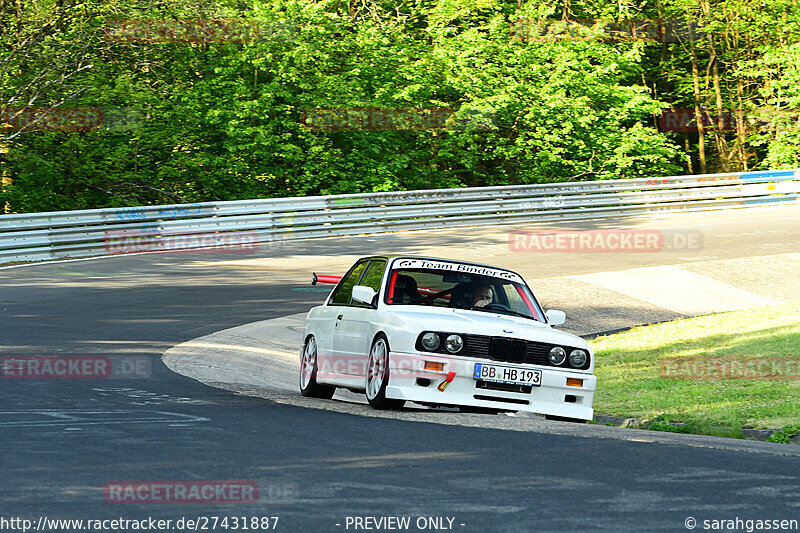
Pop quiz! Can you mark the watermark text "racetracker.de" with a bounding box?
[509,229,703,253]
[104,480,258,504]
[1,356,152,380]
[662,358,800,380]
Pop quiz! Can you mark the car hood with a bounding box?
[384,306,590,350]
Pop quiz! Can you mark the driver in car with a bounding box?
[469,284,493,308]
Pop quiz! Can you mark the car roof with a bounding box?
[358,255,525,279]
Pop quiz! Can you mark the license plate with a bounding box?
[473,363,541,387]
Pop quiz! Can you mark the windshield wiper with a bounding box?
[468,306,534,320]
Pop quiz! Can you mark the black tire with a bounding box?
[299,336,335,399]
[545,414,587,424]
[365,334,405,410]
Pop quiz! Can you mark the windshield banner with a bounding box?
[391,258,524,284]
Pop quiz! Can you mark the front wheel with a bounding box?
[300,336,335,399]
[365,335,405,410]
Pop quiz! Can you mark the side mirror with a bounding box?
[545,309,566,326]
[352,285,378,307]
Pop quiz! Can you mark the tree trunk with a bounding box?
[735,77,748,170]
[708,34,731,172]
[1,141,10,214]
[689,26,707,174]
[682,133,694,174]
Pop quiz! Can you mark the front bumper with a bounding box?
[385,351,595,420]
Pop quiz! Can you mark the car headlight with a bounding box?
[569,349,587,368]
[548,346,566,365]
[445,334,463,353]
[421,332,440,351]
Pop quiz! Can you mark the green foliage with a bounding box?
[1,0,796,212]
[646,419,747,439]
[644,414,746,438]
[647,422,692,434]
[766,425,800,444]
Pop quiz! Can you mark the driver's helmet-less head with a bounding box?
[470,284,493,307]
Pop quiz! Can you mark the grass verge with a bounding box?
[591,301,800,434]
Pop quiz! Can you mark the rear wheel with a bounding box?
[365,335,405,410]
[299,336,335,399]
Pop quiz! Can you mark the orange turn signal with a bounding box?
[424,361,445,372]
[566,378,583,388]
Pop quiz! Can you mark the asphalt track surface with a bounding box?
[2,206,800,532]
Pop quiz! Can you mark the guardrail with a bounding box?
[1,169,799,264]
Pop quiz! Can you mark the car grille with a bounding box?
[460,334,590,370]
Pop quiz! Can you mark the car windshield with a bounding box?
[385,261,544,322]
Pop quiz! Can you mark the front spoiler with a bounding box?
[385,351,596,420]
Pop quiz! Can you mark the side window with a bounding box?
[352,260,386,308]
[329,261,368,305]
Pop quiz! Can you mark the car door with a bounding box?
[317,259,369,380]
[333,259,387,377]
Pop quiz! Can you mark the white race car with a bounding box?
[300,256,596,422]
